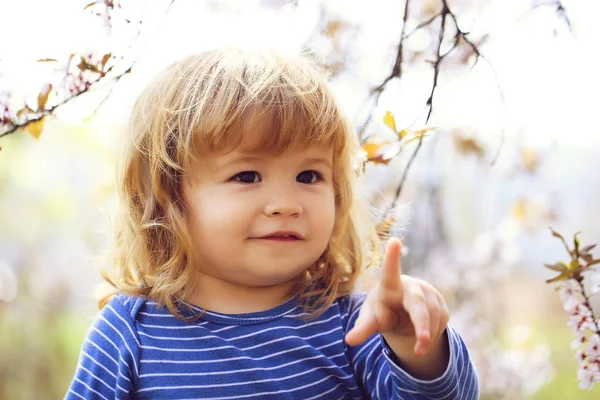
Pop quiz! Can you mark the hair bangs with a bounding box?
[177,50,348,165]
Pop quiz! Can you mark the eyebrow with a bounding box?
[218,155,332,169]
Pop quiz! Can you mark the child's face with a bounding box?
[182,127,336,291]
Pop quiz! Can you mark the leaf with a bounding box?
[549,226,572,255]
[544,263,568,273]
[453,134,485,159]
[569,259,579,270]
[383,111,396,133]
[36,58,58,62]
[100,53,112,71]
[362,141,396,165]
[403,127,436,145]
[545,272,572,284]
[397,129,408,139]
[37,83,53,111]
[549,227,565,241]
[16,105,35,119]
[26,116,46,139]
[586,259,600,267]
[573,231,582,256]
[77,56,100,73]
[581,244,597,253]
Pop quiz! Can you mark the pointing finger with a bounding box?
[380,237,403,292]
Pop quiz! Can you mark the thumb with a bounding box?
[345,302,378,346]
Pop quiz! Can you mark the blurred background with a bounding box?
[1,0,599,398]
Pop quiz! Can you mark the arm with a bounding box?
[65,296,140,400]
[343,238,480,399]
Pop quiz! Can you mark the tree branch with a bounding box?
[0,0,176,141]
[533,0,573,32]
[358,0,412,140]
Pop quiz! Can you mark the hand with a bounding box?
[345,237,450,356]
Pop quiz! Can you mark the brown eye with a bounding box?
[296,170,322,184]
[232,171,261,183]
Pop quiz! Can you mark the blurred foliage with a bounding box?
[0,284,88,400]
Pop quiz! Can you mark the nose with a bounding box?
[264,190,303,218]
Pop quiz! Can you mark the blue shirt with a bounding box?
[66,293,479,399]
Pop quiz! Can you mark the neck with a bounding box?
[186,272,297,314]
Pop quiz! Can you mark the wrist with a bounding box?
[382,329,450,380]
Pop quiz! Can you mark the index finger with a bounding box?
[380,237,403,291]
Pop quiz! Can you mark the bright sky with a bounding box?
[1,0,599,148]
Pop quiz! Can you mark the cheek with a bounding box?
[314,190,336,239]
[187,194,252,241]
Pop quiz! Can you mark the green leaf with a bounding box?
[573,231,582,256]
[569,259,579,270]
[545,272,571,284]
[544,263,568,273]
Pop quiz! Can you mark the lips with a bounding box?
[257,231,304,240]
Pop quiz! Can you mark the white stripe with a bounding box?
[146,301,299,321]
[85,339,118,368]
[79,365,114,392]
[361,344,380,384]
[141,344,314,364]
[183,374,338,400]
[99,315,139,376]
[73,377,111,400]
[138,363,353,393]
[140,352,345,378]
[303,382,344,400]
[68,390,86,399]
[116,383,130,393]
[141,340,341,365]
[137,314,337,342]
[365,352,383,383]
[137,321,210,330]
[81,352,117,379]
[353,334,379,360]
[141,326,342,353]
[374,357,384,400]
[107,304,141,348]
[119,371,131,382]
[91,327,118,352]
[139,312,176,318]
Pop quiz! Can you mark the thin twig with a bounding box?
[0,0,177,140]
[358,0,412,140]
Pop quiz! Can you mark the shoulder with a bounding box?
[91,293,151,346]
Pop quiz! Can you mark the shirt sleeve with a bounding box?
[65,295,140,400]
[340,293,480,399]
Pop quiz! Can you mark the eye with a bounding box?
[232,171,261,184]
[296,170,322,184]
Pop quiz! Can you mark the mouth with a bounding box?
[255,231,304,241]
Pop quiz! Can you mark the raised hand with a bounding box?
[345,237,449,357]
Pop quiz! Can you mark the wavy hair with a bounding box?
[100,47,378,318]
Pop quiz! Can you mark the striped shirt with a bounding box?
[66,293,479,399]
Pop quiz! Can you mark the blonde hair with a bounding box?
[100,47,378,318]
